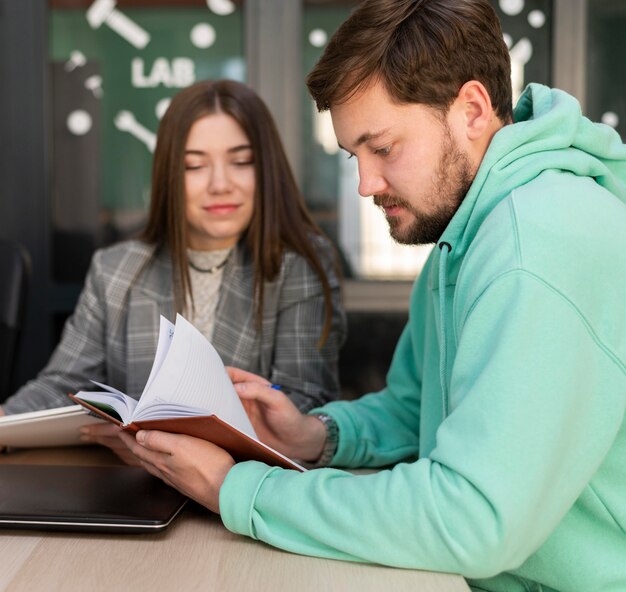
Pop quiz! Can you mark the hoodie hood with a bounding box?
[433,83,626,417]
[438,83,626,280]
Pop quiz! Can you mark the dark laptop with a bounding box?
[0,464,188,533]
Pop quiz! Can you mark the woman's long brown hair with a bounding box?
[141,79,336,346]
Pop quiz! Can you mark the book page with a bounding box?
[75,317,175,424]
[73,391,138,424]
[133,315,257,439]
[143,316,175,393]
[90,380,128,397]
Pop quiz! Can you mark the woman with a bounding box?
[1,80,346,457]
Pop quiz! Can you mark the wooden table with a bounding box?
[0,446,470,592]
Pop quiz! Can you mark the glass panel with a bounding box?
[302,3,356,277]
[302,0,552,281]
[587,0,626,140]
[49,0,244,283]
[302,2,431,280]
[494,0,552,103]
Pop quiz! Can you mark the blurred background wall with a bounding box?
[0,0,623,396]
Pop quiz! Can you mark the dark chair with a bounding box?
[339,310,408,400]
[0,239,31,403]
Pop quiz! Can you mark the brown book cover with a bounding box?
[69,394,304,472]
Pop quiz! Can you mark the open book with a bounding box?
[70,314,304,472]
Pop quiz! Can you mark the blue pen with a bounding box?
[270,384,291,394]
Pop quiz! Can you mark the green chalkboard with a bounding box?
[50,7,244,227]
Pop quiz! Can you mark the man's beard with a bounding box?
[373,126,474,245]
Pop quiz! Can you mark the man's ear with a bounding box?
[453,80,496,141]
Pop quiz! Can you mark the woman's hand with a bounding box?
[226,367,327,462]
[119,430,235,513]
[80,422,142,465]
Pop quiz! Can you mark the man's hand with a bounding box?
[119,430,235,513]
[226,367,327,462]
[80,422,142,465]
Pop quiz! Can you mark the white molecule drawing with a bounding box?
[65,50,87,72]
[510,37,533,65]
[84,75,103,98]
[527,10,546,29]
[499,0,525,16]
[207,0,235,16]
[67,110,93,135]
[156,98,172,120]
[114,110,156,153]
[86,0,150,49]
[601,112,619,128]
[509,38,533,104]
[191,23,217,49]
[221,57,246,82]
[309,29,328,48]
[503,33,513,49]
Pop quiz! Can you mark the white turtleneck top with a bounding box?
[185,247,232,340]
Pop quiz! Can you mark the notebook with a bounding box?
[0,405,103,449]
[0,464,188,533]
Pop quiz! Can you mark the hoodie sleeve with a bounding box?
[219,269,626,579]
[309,322,423,469]
[301,261,435,469]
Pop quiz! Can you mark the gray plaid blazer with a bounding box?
[3,238,346,414]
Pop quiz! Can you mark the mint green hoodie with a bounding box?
[220,84,626,592]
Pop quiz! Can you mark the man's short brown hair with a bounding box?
[306,0,513,122]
